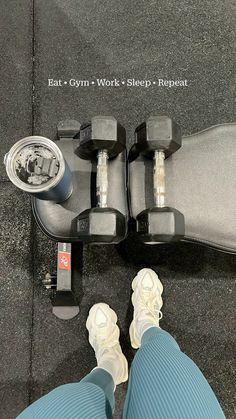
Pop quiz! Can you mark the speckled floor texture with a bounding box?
[0,1,235,418]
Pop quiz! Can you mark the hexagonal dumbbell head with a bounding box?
[136,207,185,243]
[131,116,182,159]
[76,208,127,243]
[78,116,126,160]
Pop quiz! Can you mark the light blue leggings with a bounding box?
[18,328,225,419]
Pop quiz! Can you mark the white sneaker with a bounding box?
[129,268,163,349]
[86,303,128,386]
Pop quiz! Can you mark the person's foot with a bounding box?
[129,268,163,349]
[86,303,128,386]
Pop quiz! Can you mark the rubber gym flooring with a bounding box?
[0,1,235,418]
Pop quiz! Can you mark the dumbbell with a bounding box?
[130,116,185,243]
[76,116,127,243]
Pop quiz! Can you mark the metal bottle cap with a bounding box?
[4,136,66,194]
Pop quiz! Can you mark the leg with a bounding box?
[17,370,113,419]
[17,304,128,419]
[123,269,225,419]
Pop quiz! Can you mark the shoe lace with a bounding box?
[138,291,163,321]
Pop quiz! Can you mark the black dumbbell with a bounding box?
[76,116,127,243]
[130,116,185,243]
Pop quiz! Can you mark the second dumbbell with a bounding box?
[130,116,185,244]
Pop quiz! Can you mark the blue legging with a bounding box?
[18,328,225,419]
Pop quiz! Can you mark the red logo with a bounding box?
[58,252,71,271]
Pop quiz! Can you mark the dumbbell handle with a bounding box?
[97,150,108,208]
[153,150,165,208]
